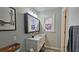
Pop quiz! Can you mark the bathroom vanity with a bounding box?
[25,34,45,52]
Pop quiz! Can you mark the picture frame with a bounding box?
[0,7,16,31]
[44,16,55,32]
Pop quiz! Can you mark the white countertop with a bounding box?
[27,34,45,40]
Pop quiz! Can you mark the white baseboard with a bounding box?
[45,45,61,51]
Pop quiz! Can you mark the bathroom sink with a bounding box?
[28,37,41,40]
[27,34,45,40]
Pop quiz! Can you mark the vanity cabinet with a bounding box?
[25,34,45,52]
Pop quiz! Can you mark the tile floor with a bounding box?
[44,48,60,52]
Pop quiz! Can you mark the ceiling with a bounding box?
[33,7,58,12]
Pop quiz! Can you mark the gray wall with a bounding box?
[68,7,79,29]
[38,8,62,48]
[0,7,16,48]
[0,7,38,51]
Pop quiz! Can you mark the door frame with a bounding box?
[61,7,68,52]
